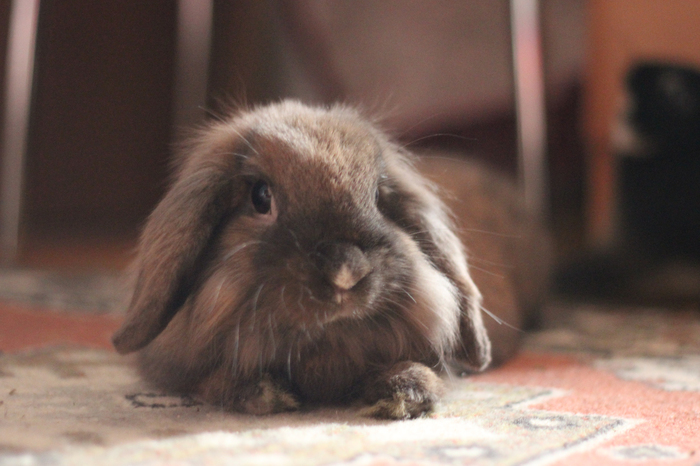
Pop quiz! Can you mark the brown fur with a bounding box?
[112,101,549,419]
[416,156,552,365]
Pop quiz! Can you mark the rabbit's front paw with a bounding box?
[362,361,444,420]
[200,371,299,415]
[238,376,300,415]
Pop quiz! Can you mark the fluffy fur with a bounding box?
[112,100,549,419]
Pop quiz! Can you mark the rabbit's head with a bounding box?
[112,101,491,376]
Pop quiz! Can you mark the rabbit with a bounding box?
[112,100,550,420]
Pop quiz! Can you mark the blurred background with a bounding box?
[0,0,698,304]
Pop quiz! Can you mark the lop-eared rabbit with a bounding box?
[113,101,550,419]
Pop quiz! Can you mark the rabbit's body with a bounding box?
[416,156,551,364]
[113,101,549,419]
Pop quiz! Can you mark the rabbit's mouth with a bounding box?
[304,276,380,326]
[321,304,365,324]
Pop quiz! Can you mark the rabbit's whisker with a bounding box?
[268,313,277,356]
[279,285,288,315]
[402,133,478,149]
[231,324,240,374]
[466,264,506,279]
[457,227,521,239]
[222,241,262,263]
[228,126,260,156]
[296,285,308,314]
[250,283,265,331]
[480,305,523,332]
[402,289,417,304]
[208,277,226,316]
[468,255,515,269]
[394,112,444,140]
[286,227,303,253]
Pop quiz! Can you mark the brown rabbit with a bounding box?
[112,100,549,419]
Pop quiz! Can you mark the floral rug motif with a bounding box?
[0,348,637,466]
[1,270,699,465]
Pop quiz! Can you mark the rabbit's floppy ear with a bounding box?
[382,147,492,371]
[112,127,242,354]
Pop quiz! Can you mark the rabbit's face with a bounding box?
[217,107,413,329]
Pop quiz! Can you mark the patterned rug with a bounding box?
[0,269,699,465]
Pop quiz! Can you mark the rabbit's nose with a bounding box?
[332,263,367,291]
[318,242,372,292]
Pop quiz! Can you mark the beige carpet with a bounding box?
[2,296,700,465]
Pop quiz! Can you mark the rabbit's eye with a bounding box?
[251,180,273,214]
